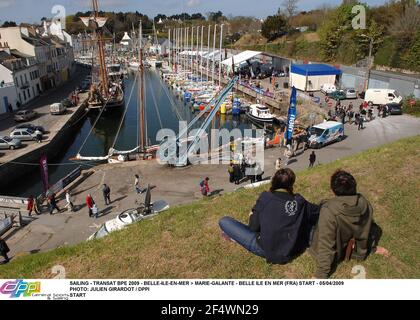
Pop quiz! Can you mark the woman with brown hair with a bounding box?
[219,168,319,264]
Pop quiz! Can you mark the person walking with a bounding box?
[200,177,210,197]
[233,164,242,185]
[358,115,364,130]
[0,238,10,264]
[228,163,234,183]
[275,157,282,171]
[65,191,74,212]
[27,195,35,216]
[48,193,60,215]
[102,184,111,205]
[134,174,141,194]
[309,151,316,168]
[86,194,95,217]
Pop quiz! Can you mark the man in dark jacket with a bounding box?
[0,237,10,264]
[309,170,387,278]
[309,151,316,168]
[102,184,111,205]
[219,168,319,264]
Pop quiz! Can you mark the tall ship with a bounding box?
[80,0,125,111]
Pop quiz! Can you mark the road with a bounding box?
[2,113,419,259]
[0,66,89,161]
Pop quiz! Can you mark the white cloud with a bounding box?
[186,0,201,8]
[0,0,16,9]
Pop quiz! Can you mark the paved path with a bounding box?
[3,114,420,258]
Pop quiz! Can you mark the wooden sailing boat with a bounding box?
[72,20,158,163]
[80,0,124,111]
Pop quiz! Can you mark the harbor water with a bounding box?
[3,70,256,197]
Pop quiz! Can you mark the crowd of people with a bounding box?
[219,168,389,278]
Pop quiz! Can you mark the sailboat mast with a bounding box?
[138,20,146,152]
[92,0,109,97]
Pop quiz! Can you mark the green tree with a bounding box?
[261,14,288,41]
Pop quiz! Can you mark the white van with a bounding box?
[50,103,66,115]
[320,84,337,94]
[364,89,403,106]
[308,121,344,149]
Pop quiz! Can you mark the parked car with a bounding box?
[320,84,337,94]
[61,98,75,109]
[365,89,403,106]
[15,123,46,134]
[0,136,22,150]
[344,88,357,99]
[50,103,66,115]
[10,128,43,141]
[328,90,347,101]
[387,102,403,115]
[14,110,37,122]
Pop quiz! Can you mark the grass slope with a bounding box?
[1,136,419,279]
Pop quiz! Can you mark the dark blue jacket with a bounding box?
[249,191,319,264]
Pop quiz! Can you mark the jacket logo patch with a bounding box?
[285,201,298,216]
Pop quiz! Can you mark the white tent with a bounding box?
[120,32,132,46]
[221,50,261,66]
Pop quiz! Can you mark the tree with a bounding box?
[2,21,17,27]
[261,14,288,41]
[281,0,299,18]
[207,11,225,22]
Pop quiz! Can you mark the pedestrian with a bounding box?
[0,237,10,264]
[36,132,43,143]
[200,177,210,197]
[358,115,364,130]
[228,163,234,183]
[284,144,292,166]
[86,194,95,217]
[134,174,141,194]
[275,157,282,171]
[233,164,242,185]
[65,191,74,212]
[48,193,60,215]
[27,195,35,216]
[309,151,316,168]
[102,184,111,205]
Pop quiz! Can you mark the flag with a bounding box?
[285,86,297,142]
[39,154,49,193]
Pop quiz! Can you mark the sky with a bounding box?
[0,0,389,24]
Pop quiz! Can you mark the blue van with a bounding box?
[308,121,344,149]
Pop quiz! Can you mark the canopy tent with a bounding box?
[221,50,261,66]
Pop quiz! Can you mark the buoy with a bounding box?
[220,103,226,114]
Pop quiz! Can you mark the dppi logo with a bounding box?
[0,280,41,298]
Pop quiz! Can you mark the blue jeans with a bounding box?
[219,216,265,258]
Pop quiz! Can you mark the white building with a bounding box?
[0,48,41,107]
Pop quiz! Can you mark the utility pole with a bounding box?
[364,36,373,93]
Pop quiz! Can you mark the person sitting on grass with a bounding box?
[309,169,389,279]
[219,168,319,264]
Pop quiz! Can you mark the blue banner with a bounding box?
[285,87,297,141]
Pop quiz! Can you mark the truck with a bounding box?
[364,89,403,106]
[308,121,344,149]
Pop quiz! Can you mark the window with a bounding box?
[15,77,19,86]
[23,91,26,100]
[24,74,28,83]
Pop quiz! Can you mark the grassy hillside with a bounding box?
[1,136,419,279]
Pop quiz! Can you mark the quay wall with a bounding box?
[0,99,89,192]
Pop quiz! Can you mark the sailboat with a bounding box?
[80,0,125,111]
[72,19,159,163]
